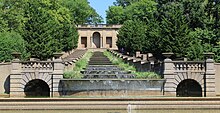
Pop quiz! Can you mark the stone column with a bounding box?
[163,53,176,96]
[103,36,106,48]
[10,52,24,97]
[100,37,103,48]
[90,36,93,48]
[87,36,90,48]
[52,53,64,97]
[204,53,215,96]
[78,35,81,49]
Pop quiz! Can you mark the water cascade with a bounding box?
[60,51,164,97]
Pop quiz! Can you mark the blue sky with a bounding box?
[88,0,115,23]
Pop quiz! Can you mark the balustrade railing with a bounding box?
[21,61,54,71]
[173,61,205,72]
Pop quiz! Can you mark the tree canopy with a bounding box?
[107,0,220,61]
[0,0,102,61]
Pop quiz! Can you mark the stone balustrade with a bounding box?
[173,61,205,72]
[107,49,162,73]
[21,61,53,71]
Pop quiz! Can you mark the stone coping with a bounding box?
[61,79,165,81]
[0,62,11,65]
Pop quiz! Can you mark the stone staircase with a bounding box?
[81,51,135,79]
[63,49,87,70]
[64,49,87,63]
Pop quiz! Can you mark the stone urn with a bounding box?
[203,52,214,59]
[53,53,63,59]
[11,52,21,60]
[162,52,174,59]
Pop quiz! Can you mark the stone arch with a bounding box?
[21,72,52,96]
[176,79,202,97]
[24,79,50,97]
[92,32,101,48]
[173,72,204,87]
[168,72,204,96]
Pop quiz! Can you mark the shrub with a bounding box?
[0,31,28,62]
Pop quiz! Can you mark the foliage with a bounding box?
[186,28,217,61]
[63,70,83,79]
[106,6,124,24]
[62,0,103,24]
[64,51,93,79]
[135,72,161,79]
[0,31,28,62]
[106,0,157,24]
[104,51,161,79]
[0,0,27,33]
[17,0,76,60]
[113,0,139,7]
[0,0,102,61]
[107,0,220,61]
[123,0,157,21]
[158,2,191,58]
[117,20,146,55]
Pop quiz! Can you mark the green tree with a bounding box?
[124,0,157,21]
[117,20,146,55]
[187,28,218,61]
[158,2,191,58]
[181,0,208,29]
[22,0,78,60]
[106,0,157,24]
[113,0,139,7]
[0,31,27,62]
[106,6,124,24]
[0,0,27,32]
[62,0,103,24]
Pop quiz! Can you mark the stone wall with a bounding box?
[10,57,64,97]
[163,56,215,97]
[215,63,220,96]
[60,79,165,97]
[0,63,11,95]
[77,25,122,49]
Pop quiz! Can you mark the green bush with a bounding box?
[135,72,161,79]
[64,70,83,79]
[0,31,28,62]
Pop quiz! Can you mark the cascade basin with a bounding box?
[60,79,165,97]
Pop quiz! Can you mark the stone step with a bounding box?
[88,63,113,65]
[85,66,123,70]
[81,70,131,73]
[82,74,135,79]
[88,62,112,64]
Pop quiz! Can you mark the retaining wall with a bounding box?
[0,63,11,95]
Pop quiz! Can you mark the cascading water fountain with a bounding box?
[60,51,165,97]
